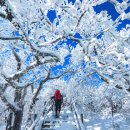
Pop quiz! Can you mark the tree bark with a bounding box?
[6,111,13,130]
[12,110,23,130]
[11,90,24,130]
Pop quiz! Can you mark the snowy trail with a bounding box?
[42,108,77,130]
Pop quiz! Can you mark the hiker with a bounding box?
[51,89,63,118]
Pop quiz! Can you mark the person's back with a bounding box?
[51,89,63,118]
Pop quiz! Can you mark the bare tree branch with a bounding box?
[49,70,75,80]
[0,36,22,40]
[75,10,87,28]
[17,88,27,106]
[12,47,21,71]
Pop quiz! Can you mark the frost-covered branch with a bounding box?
[0,94,19,113]
[39,8,51,26]
[0,0,60,63]
[38,35,67,47]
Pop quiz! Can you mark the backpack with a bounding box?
[54,90,61,101]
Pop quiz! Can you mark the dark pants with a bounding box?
[55,101,61,116]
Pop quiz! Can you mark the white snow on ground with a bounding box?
[84,114,130,130]
[44,108,130,130]
[56,123,76,130]
[43,108,77,130]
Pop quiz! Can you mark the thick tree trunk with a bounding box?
[6,112,13,130]
[12,110,23,130]
[12,89,23,130]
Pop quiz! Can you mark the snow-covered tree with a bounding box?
[0,0,130,130]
